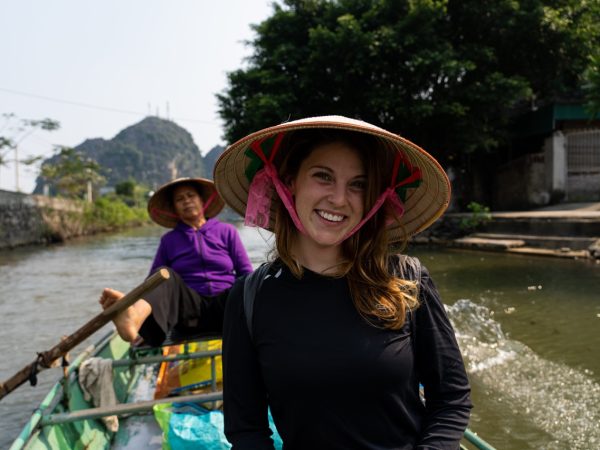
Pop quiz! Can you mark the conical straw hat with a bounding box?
[214,116,450,242]
[147,177,225,228]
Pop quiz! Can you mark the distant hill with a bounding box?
[34,117,210,193]
[203,144,225,177]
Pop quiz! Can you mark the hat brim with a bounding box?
[147,177,225,228]
[213,116,450,242]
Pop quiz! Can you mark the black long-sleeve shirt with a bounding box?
[223,260,472,449]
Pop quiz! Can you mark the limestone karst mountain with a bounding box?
[33,116,219,193]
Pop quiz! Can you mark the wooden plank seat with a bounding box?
[40,391,224,426]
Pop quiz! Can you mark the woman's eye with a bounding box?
[313,171,333,182]
[350,179,366,190]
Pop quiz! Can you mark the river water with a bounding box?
[0,224,599,449]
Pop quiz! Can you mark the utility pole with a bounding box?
[86,168,93,203]
[87,180,92,203]
[13,131,32,193]
[14,144,20,192]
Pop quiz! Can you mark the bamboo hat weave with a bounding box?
[213,116,450,241]
[147,177,225,228]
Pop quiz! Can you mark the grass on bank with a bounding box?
[84,196,150,231]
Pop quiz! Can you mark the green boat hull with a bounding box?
[10,331,495,450]
[11,331,157,450]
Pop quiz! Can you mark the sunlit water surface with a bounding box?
[0,225,598,449]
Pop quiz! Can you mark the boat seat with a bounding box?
[163,329,221,347]
[129,330,222,352]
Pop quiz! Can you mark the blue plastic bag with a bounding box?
[154,402,283,450]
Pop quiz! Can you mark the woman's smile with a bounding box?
[315,209,346,223]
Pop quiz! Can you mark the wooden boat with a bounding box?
[8,329,224,450]
[8,329,497,450]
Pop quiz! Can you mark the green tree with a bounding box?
[114,178,151,207]
[218,0,600,167]
[0,114,60,190]
[40,146,106,200]
[115,179,136,197]
[583,52,600,118]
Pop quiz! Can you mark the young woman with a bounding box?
[214,116,472,449]
[99,177,253,346]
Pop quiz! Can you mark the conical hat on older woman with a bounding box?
[147,177,225,228]
[213,115,450,242]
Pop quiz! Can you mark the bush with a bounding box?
[84,197,149,230]
[459,201,492,232]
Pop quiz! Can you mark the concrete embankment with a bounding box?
[414,203,600,260]
[0,189,86,250]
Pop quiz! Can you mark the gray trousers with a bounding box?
[138,267,228,346]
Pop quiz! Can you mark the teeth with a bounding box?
[318,210,344,222]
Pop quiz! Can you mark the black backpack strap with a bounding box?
[243,262,272,341]
[391,254,422,287]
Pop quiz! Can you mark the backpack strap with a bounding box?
[243,262,272,341]
[391,254,422,286]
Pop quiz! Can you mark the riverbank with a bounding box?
[0,189,149,250]
[0,190,82,249]
[3,189,599,262]
[413,202,600,261]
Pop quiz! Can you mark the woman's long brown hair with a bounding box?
[271,129,419,330]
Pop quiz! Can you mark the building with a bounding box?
[494,103,600,210]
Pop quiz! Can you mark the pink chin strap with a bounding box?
[337,150,421,242]
[150,207,179,221]
[245,133,307,234]
[244,133,420,244]
[200,190,217,216]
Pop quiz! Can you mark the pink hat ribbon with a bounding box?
[245,133,307,234]
[336,151,422,242]
[200,190,217,216]
[150,207,179,222]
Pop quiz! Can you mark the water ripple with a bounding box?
[448,299,600,449]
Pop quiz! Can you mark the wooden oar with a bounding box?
[0,268,170,401]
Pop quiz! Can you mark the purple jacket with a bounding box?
[149,218,253,297]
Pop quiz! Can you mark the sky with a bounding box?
[0,0,275,193]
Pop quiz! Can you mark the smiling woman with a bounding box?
[213,115,471,450]
[287,140,366,271]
